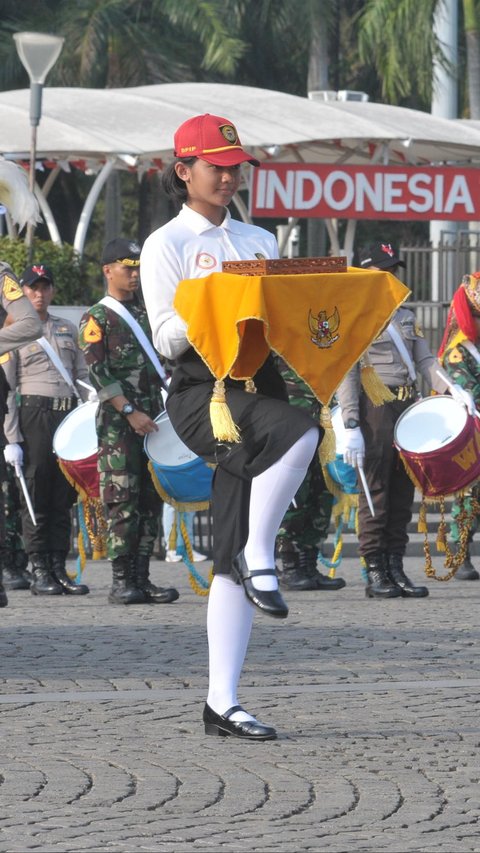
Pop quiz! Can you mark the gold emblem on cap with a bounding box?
[219,124,239,145]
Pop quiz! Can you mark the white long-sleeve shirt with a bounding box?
[140,205,279,360]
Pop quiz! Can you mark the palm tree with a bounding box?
[0,0,246,89]
[358,0,480,117]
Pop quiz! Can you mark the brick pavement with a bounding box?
[1,552,480,853]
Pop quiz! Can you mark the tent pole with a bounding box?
[74,160,115,258]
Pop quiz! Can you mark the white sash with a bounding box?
[385,321,417,383]
[463,340,480,366]
[99,296,168,389]
[36,336,81,398]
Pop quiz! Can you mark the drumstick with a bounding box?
[357,465,375,517]
[77,379,96,393]
[15,464,36,526]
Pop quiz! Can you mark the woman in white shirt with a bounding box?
[141,113,320,741]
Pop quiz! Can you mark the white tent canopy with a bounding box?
[1,82,480,254]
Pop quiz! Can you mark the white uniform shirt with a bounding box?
[140,205,279,360]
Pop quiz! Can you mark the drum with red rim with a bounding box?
[53,401,100,498]
[393,395,480,498]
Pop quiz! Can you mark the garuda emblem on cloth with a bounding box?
[308,306,340,348]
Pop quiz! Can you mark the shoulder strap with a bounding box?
[385,321,417,383]
[36,336,81,398]
[462,339,480,365]
[99,296,168,389]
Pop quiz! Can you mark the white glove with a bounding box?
[450,384,476,417]
[3,443,23,468]
[88,389,99,403]
[343,427,365,469]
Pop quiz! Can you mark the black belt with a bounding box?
[387,384,417,402]
[20,395,77,412]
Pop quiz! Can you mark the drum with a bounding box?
[144,411,213,507]
[394,395,480,498]
[325,405,358,495]
[53,401,100,498]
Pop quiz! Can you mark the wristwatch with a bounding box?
[121,402,135,416]
[344,418,360,429]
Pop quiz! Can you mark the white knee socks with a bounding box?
[207,574,255,721]
[244,427,319,591]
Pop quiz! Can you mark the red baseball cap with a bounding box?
[173,113,260,167]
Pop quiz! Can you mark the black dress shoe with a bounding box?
[203,703,277,740]
[232,550,288,618]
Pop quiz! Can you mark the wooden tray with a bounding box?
[222,256,347,275]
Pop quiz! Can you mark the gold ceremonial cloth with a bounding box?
[174,267,410,405]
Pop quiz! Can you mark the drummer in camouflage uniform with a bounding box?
[274,356,345,591]
[79,237,178,605]
[438,271,480,580]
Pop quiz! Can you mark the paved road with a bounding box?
[1,552,480,853]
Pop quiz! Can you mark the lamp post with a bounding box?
[13,31,64,260]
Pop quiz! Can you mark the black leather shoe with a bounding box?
[232,550,288,618]
[142,580,179,603]
[203,703,277,740]
[387,554,429,598]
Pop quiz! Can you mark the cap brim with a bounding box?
[199,149,260,167]
[377,259,405,270]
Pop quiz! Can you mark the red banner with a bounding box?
[250,164,480,221]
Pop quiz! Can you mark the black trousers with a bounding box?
[358,394,415,558]
[167,350,320,575]
[19,406,77,553]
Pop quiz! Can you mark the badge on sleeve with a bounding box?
[414,322,424,338]
[82,315,103,343]
[2,275,23,302]
[0,353,9,364]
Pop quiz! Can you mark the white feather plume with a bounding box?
[0,160,41,231]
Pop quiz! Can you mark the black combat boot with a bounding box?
[364,552,402,598]
[2,549,31,590]
[0,552,8,607]
[30,553,63,595]
[135,554,179,603]
[298,547,346,591]
[108,555,147,605]
[454,544,480,580]
[277,542,317,590]
[386,553,429,597]
[50,551,90,595]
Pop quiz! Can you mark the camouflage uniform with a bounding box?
[443,340,480,578]
[274,357,345,591]
[79,294,164,562]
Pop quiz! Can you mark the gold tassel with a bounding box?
[210,379,241,443]
[418,501,427,533]
[318,405,337,465]
[361,364,396,406]
[436,522,447,552]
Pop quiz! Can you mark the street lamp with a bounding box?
[13,31,64,258]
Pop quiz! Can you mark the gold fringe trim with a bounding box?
[361,364,396,406]
[318,405,337,465]
[210,379,241,442]
[245,378,257,393]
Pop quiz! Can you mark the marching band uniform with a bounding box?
[438,272,480,580]
[336,241,473,599]
[79,238,178,606]
[141,114,320,740]
[3,265,90,597]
